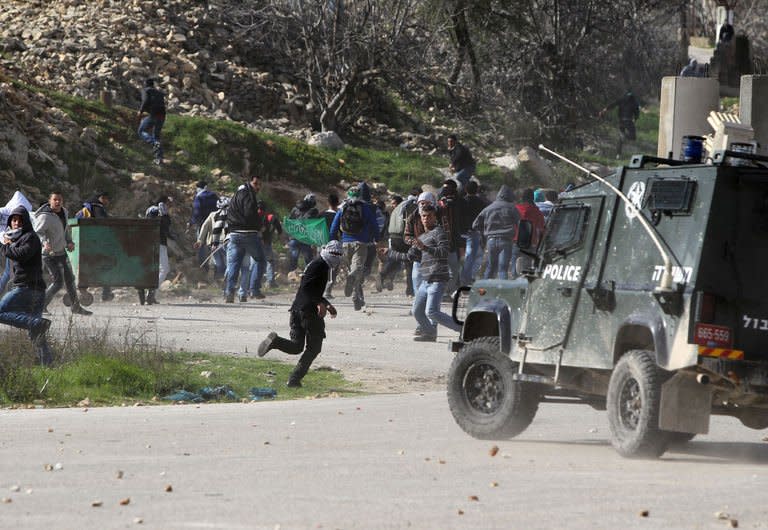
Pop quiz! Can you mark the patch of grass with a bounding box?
[0,326,357,408]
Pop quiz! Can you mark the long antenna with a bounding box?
[538,145,675,292]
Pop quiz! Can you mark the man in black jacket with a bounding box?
[0,206,53,365]
[224,175,266,303]
[447,134,476,189]
[257,240,342,387]
[137,78,166,164]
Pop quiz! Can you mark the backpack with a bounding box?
[388,200,408,237]
[340,200,365,235]
[75,203,92,219]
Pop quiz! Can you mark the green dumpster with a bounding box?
[67,218,160,288]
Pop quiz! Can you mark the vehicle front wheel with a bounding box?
[447,337,540,440]
[607,350,670,458]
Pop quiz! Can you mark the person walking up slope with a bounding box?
[257,240,343,388]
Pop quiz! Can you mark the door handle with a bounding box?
[557,287,573,297]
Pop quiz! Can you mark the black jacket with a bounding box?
[1,206,46,291]
[459,193,489,235]
[290,257,331,313]
[449,142,475,172]
[228,184,263,232]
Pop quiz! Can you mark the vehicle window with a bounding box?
[542,205,589,256]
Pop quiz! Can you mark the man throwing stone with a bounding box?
[257,240,343,388]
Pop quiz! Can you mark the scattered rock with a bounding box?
[489,445,499,457]
[307,131,345,150]
[119,497,131,506]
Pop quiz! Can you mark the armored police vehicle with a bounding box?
[448,146,768,458]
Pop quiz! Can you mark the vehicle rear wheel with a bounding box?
[607,350,670,458]
[447,337,540,439]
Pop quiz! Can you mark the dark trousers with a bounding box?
[272,309,326,383]
[380,237,414,295]
[43,254,79,308]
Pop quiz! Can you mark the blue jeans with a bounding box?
[249,244,274,292]
[460,231,482,285]
[0,287,51,365]
[211,244,226,279]
[225,233,265,296]
[454,164,475,188]
[412,281,462,337]
[484,237,513,280]
[0,287,45,332]
[138,114,164,159]
[288,239,314,270]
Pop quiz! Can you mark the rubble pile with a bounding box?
[0,0,310,134]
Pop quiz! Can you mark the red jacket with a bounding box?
[515,203,546,245]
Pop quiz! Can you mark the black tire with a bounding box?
[607,350,670,458]
[447,337,540,440]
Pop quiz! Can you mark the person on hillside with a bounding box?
[472,185,520,280]
[224,175,266,303]
[139,196,175,305]
[288,194,319,271]
[447,134,476,190]
[33,191,92,316]
[680,58,702,77]
[257,240,342,388]
[137,78,166,165]
[599,90,640,155]
[458,180,489,285]
[189,181,219,274]
[76,191,115,302]
[380,203,461,342]
[0,206,53,365]
[329,184,379,311]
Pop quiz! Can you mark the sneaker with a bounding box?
[413,334,437,342]
[251,292,266,300]
[353,299,363,311]
[71,304,93,316]
[101,291,115,302]
[258,332,277,357]
[225,293,235,303]
[30,318,51,346]
[239,295,248,303]
[286,379,302,388]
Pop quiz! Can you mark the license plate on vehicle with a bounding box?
[694,323,733,348]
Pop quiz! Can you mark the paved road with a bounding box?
[2,392,768,529]
[7,290,768,528]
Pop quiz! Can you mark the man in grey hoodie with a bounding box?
[472,185,520,280]
[33,192,92,315]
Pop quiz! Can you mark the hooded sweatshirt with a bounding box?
[472,185,520,239]
[33,203,72,257]
[1,206,45,291]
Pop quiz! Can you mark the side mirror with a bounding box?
[516,220,533,251]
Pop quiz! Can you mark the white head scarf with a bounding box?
[320,240,343,269]
[417,191,436,213]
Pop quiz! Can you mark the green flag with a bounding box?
[283,217,330,246]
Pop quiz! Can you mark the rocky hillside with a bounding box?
[0,0,310,135]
